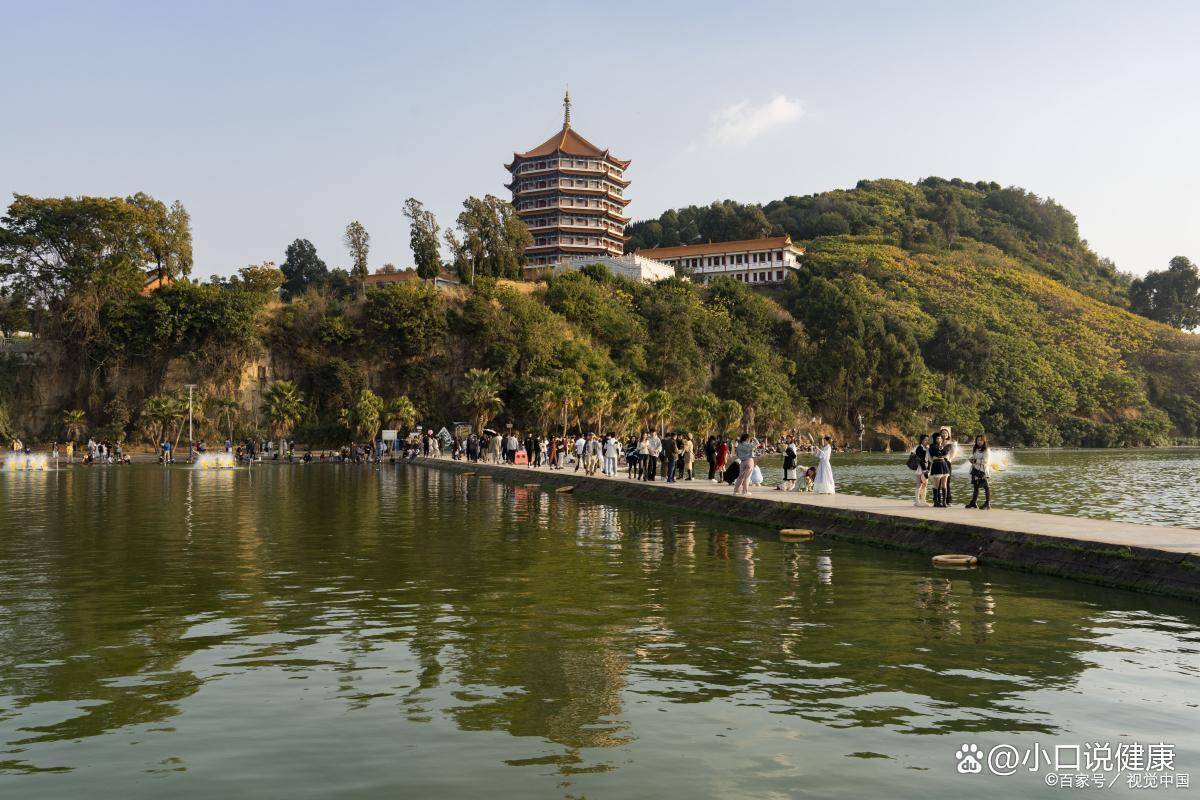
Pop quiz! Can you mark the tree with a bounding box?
[1130,256,1200,329]
[263,381,305,438]
[349,387,384,441]
[459,368,504,433]
[582,378,615,433]
[343,221,370,297]
[139,394,184,447]
[60,408,87,441]
[715,399,743,438]
[404,198,442,280]
[126,193,193,283]
[280,239,328,299]
[209,396,240,442]
[445,195,532,284]
[384,396,418,434]
[643,388,673,434]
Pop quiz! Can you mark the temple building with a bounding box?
[636,235,805,285]
[505,91,631,270]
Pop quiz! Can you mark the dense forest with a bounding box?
[2,179,1199,449]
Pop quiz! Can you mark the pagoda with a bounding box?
[505,91,631,270]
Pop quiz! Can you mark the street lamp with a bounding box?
[184,384,197,459]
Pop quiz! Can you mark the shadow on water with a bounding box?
[0,463,1197,798]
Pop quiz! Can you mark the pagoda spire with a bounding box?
[563,87,571,128]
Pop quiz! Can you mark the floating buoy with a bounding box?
[524,483,541,488]
[932,554,978,567]
[462,471,477,476]
[477,474,492,480]
[779,528,814,542]
[555,485,575,494]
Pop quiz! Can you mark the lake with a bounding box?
[0,463,1197,798]
[753,447,1200,528]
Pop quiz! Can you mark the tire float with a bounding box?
[779,528,814,542]
[932,554,978,567]
[555,485,575,494]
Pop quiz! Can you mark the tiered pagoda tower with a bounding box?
[505,91,631,270]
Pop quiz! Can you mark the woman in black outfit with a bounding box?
[928,432,952,507]
[704,436,718,481]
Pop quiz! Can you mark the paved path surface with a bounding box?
[423,456,1200,556]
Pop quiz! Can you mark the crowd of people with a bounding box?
[424,424,995,509]
[908,427,992,509]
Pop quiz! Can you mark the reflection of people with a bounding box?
[966,434,992,510]
[812,435,835,494]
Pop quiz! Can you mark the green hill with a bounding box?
[2,184,1198,448]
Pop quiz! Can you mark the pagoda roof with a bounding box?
[508,124,631,169]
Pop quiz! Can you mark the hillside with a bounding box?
[2,184,1198,449]
[627,178,1131,307]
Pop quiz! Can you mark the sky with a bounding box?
[2,0,1198,279]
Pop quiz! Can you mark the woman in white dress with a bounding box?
[812,435,836,494]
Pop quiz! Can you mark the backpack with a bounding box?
[906,451,921,470]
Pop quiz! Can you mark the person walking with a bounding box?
[780,436,798,491]
[812,435,836,494]
[966,434,992,509]
[603,433,619,476]
[645,430,661,481]
[662,432,679,483]
[928,431,952,507]
[704,436,717,481]
[682,434,695,480]
[732,433,760,496]
[714,438,729,483]
[910,433,932,506]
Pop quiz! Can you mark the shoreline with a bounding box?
[412,456,1200,602]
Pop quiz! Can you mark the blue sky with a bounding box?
[2,1,1198,278]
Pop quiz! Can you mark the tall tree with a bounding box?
[1130,256,1200,330]
[263,381,305,438]
[343,221,370,297]
[280,238,328,299]
[127,193,193,282]
[445,195,532,284]
[404,198,442,280]
[459,368,504,433]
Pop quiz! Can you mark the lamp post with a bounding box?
[184,384,197,460]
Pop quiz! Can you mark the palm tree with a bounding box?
[262,381,305,439]
[643,388,673,435]
[139,394,184,447]
[209,396,240,442]
[350,388,383,441]
[582,378,615,434]
[553,370,583,439]
[61,408,87,442]
[716,398,743,438]
[685,392,719,438]
[383,396,418,435]
[459,368,504,434]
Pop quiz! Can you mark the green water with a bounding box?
[755,447,1200,528]
[1,464,1197,798]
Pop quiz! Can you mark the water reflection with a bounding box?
[0,464,1198,798]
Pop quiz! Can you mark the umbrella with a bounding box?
[483,428,498,436]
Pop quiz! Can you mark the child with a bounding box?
[802,466,816,492]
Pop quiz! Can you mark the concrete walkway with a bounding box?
[422,456,1200,555]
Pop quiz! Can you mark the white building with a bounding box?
[560,253,674,283]
[636,235,804,285]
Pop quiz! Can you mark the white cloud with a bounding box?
[693,95,804,150]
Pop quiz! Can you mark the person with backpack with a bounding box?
[908,433,931,507]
